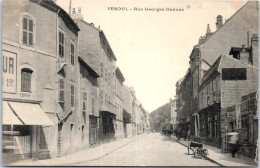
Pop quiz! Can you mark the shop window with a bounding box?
[21,68,33,92]
[39,127,48,149]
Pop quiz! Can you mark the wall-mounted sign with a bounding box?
[2,50,17,93]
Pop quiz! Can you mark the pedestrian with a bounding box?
[228,132,239,158]
[187,130,190,141]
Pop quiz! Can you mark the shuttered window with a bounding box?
[71,42,75,65]
[22,17,34,46]
[59,78,65,102]
[59,31,64,57]
[71,84,75,107]
[83,92,87,112]
[21,68,32,92]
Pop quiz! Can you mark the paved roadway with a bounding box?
[76,133,218,166]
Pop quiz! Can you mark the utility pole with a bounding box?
[69,0,72,15]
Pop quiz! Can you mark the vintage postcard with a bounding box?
[1,0,259,166]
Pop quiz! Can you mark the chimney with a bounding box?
[206,24,211,36]
[72,8,76,14]
[239,45,250,64]
[216,15,223,29]
[71,7,84,20]
[251,34,258,67]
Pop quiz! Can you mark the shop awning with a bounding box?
[3,101,55,126]
[2,101,23,125]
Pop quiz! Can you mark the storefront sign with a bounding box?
[2,50,17,93]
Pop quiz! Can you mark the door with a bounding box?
[90,117,98,147]
[57,123,63,157]
[70,124,74,152]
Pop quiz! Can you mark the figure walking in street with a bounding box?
[228,132,239,158]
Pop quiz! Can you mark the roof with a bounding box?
[99,31,117,61]
[189,47,200,59]
[75,19,117,61]
[200,53,258,87]
[176,76,184,86]
[31,0,80,35]
[199,1,258,65]
[115,67,125,83]
[78,57,100,78]
[200,56,221,86]
[200,1,252,46]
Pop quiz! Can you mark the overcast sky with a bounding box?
[57,0,247,112]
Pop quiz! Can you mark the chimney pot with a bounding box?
[78,7,81,13]
[72,8,76,14]
[216,15,223,29]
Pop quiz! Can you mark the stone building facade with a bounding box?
[2,0,150,164]
[2,0,82,162]
[175,1,259,155]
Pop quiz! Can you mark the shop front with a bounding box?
[238,92,258,158]
[99,111,116,143]
[2,101,54,164]
[197,103,221,148]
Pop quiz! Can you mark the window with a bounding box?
[59,78,65,102]
[92,96,94,115]
[105,68,107,82]
[39,127,48,149]
[101,63,103,77]
[71,84,75,107]
[108,73,110,85]
[59,31,64,57]
[83,92,87,112]
[21,68,33,92]
[71,42,75,65]
[22,16,34,46]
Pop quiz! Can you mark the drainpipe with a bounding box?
[55,8,60,156]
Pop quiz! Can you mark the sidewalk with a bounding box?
[171,136,258,167]
[9,134,145,166]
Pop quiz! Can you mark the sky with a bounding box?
[57,0,247,112]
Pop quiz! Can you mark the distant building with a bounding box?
[170,99,177,131]
[115,67,125,139]
[122,85,134,137]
